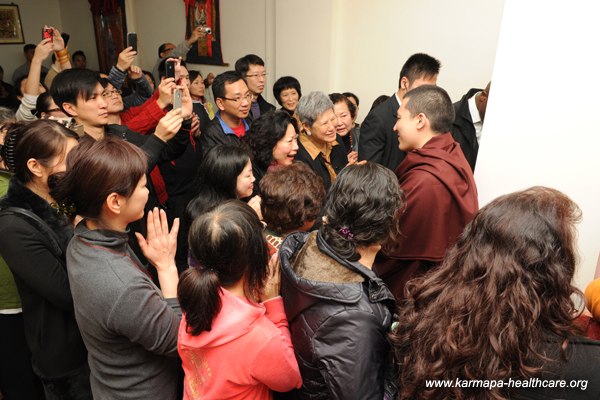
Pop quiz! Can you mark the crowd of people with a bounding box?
[0,25,599,400]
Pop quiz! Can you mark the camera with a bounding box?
[199,26,212,34]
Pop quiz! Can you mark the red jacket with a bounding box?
[121,90,166,135]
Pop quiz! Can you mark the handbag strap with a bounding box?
[0,207,64,257]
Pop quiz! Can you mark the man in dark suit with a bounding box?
[451,82,490,172]
[235,54,275,121]
[358,53,441,170]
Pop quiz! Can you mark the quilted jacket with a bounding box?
[279,231,396,399]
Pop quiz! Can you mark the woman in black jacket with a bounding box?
[0,120,92,399]
[279,162,404,399]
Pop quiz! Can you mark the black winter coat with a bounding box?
[279,231,396,399]
[0,178,88,378]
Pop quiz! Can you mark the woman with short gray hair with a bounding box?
[294,91,350,190]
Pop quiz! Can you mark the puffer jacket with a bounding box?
[279,231,396,399]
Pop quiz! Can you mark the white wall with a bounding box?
[126,0,503,117]
[128,0,270,96]
[0,0,62,82]
[329,0,504,122]
[58,0,98,71]
[274,0,336,98]
[476,1,600,290]
[0,0,97,83]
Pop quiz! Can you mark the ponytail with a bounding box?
[178,267,222,336]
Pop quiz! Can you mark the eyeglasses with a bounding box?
[102,89,122,97]
[46,108,62,113]
[220,93,253,104]
[245,72,267,79]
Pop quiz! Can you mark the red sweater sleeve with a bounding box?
[251,297,302,391]
[121,91,166,135]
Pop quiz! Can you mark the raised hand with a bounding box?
[154,108,183,142]
[135,208,179,272]
[49,26,65,51]
[128,65,143,80]
[156,77,176,109]
[116,46,137,72]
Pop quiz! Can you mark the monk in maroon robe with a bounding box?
[374,85,478,301]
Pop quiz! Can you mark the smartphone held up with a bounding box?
[42,27,53,42]
[127,32,137,52]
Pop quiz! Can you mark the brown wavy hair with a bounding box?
[259,162,325,235]
[391,186,583,400]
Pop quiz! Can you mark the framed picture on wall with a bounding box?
[0,4,25,44]
[90,0,127,73]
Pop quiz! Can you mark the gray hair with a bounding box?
[296,91,334,127]
[0,107,15,124]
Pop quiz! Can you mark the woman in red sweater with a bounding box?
[177,200,302,399]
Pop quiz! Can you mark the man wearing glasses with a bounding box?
[235,54,275,121]
[199,71,251,158]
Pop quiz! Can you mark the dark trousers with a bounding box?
[32,364,92,400]
[0,313,44,400]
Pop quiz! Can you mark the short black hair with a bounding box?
[244,110,298,170]
[50,69,102,115]
[35,92,54,116]
[72,50,86,59]
[329,93,357,119]
[273,76,302,106]
[398,53,441,89]
[404,85,454,134]
[23,44,35,53]
[342,92,359,106]
[234,54,264,76]
[212,70,243,99]
[189,70,203,84]
[157,43,174,58]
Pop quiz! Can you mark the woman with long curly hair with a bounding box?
[392,186,600,400]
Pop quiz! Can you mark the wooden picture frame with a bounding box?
[92,0,127,73]
[0,4,24,44]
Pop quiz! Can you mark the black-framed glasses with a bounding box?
[102,89,122,98]
[220,93,253,103]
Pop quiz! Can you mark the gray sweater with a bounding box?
[67,222,181,400]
